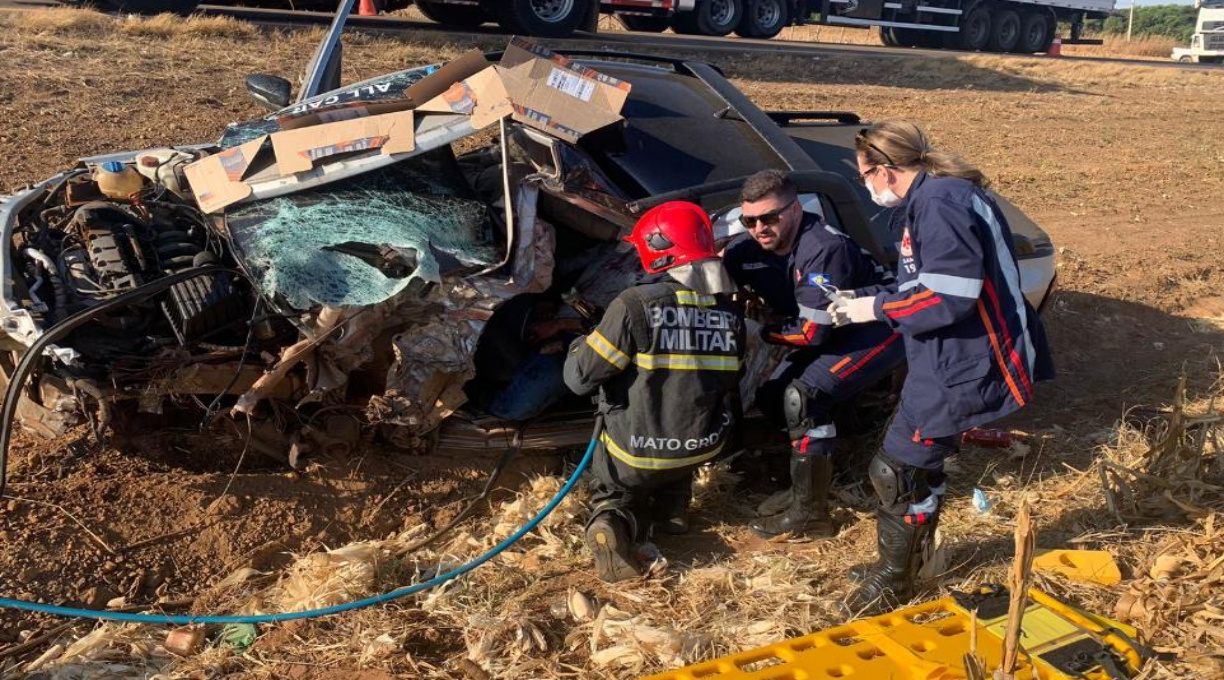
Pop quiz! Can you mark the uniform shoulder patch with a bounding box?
[806,273,833,288]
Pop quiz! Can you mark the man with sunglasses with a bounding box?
[723,169,904,538]
[565,201,744,582]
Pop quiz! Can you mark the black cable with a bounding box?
[0,266,238,502]
[197,297,264,431]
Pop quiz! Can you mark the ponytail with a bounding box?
[855,121,991,189]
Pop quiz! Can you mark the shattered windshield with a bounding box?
[226,154,496,310]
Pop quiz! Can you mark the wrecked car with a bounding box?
[0,17,1056,466]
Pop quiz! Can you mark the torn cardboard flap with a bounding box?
[418,66,512,131]
[271,109,416,176]
[184,136,269,214]
[277,50,492,130]
[497,37,631,144]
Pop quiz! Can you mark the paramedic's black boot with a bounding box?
[750,453,835,538]
[652,493,691,536]
[844,511,935,615]
[585,514,642,583]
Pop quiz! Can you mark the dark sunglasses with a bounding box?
[856,127,899,167]
[741,199,796,230]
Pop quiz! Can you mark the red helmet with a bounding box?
[624,201,717,274]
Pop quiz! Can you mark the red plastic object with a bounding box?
[962,428,1015,448]
[1047,35,1063,57]
[357,0,378,16]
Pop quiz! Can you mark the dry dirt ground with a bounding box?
[0,8,1223,679]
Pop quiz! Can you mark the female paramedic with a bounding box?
[828,121,1055,614]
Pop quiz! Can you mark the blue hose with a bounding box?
[0,435,596,625]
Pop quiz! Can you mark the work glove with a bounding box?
[828,296,879,326]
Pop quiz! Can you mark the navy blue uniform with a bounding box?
[868,172,1054,470]
[725,213,904,451]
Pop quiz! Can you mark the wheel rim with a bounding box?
[755,0,780,26]
[1000,16,1018,45]
[708,0,735,25]
[970,15,988,45]
[1024,22,1042,47]
[531,0,574,22]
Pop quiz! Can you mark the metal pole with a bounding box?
[1127,0,1135,41]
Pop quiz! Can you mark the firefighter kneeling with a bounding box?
[564,201,745,583]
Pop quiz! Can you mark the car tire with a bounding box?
[416,0,488,27]
[495,0,587,37]
[1177,55,1192,63]
[616,13,671,31]
[988,8,1021,52]
[1015,10,1052,53]
[880,27,899,46]
[947,4,991,51]
[675,0,742,37]
[735,0,787,39]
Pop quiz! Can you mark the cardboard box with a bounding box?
[183,136,269,214]
[496,38,631,144]
[270,109,416,176]
[277,50,492,131]
[417,66,512,131]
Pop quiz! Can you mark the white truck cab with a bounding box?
[1173,0,1224,64]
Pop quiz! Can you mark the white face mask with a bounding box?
[866,176,903,208]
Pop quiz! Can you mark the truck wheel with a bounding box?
[735,0,787,38]
[988,8,1021,52]
[947,5,991,51]
[880,27,899,46]
[1177,55,1192,63]
[495,0,587,37]
[888,27,921,47]
[416,0,488,26]
[617,13,671,31]
[674,0,742,36]
[1016,11,1052,53]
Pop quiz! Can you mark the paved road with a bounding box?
[5,0,1220,72]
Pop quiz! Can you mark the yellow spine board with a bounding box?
[637,587,1144,680]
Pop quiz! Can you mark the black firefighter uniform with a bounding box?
[563,280,746,541]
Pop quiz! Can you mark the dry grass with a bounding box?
[1064,33,1183,61]
[22,374,1223,678]
[5,6,257,38]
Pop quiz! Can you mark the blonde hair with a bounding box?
[855,120,990,189]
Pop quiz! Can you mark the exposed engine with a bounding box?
[11,161,254,366]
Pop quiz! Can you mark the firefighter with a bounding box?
[564,201,745,583]
[830,121,1055,613]
[723,169,905,538]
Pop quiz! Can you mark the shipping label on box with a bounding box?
[496,37,631,144]
[184,136,269,214]
[270,109,416,176]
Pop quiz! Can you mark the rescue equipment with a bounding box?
[638,585,1147,680]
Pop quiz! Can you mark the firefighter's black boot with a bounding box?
[585,514,642,583]
[843,510,935,614]
[750,453,835,538]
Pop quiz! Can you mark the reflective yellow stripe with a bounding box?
[586,331,630,369]
[634,353,740,371]
[601,432,724,470]
[675,291,716,306]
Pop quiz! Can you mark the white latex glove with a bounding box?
[828,296,879,326]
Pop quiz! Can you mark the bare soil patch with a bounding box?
[1,9,1223,679]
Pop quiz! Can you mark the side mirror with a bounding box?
[244,74,292,112]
